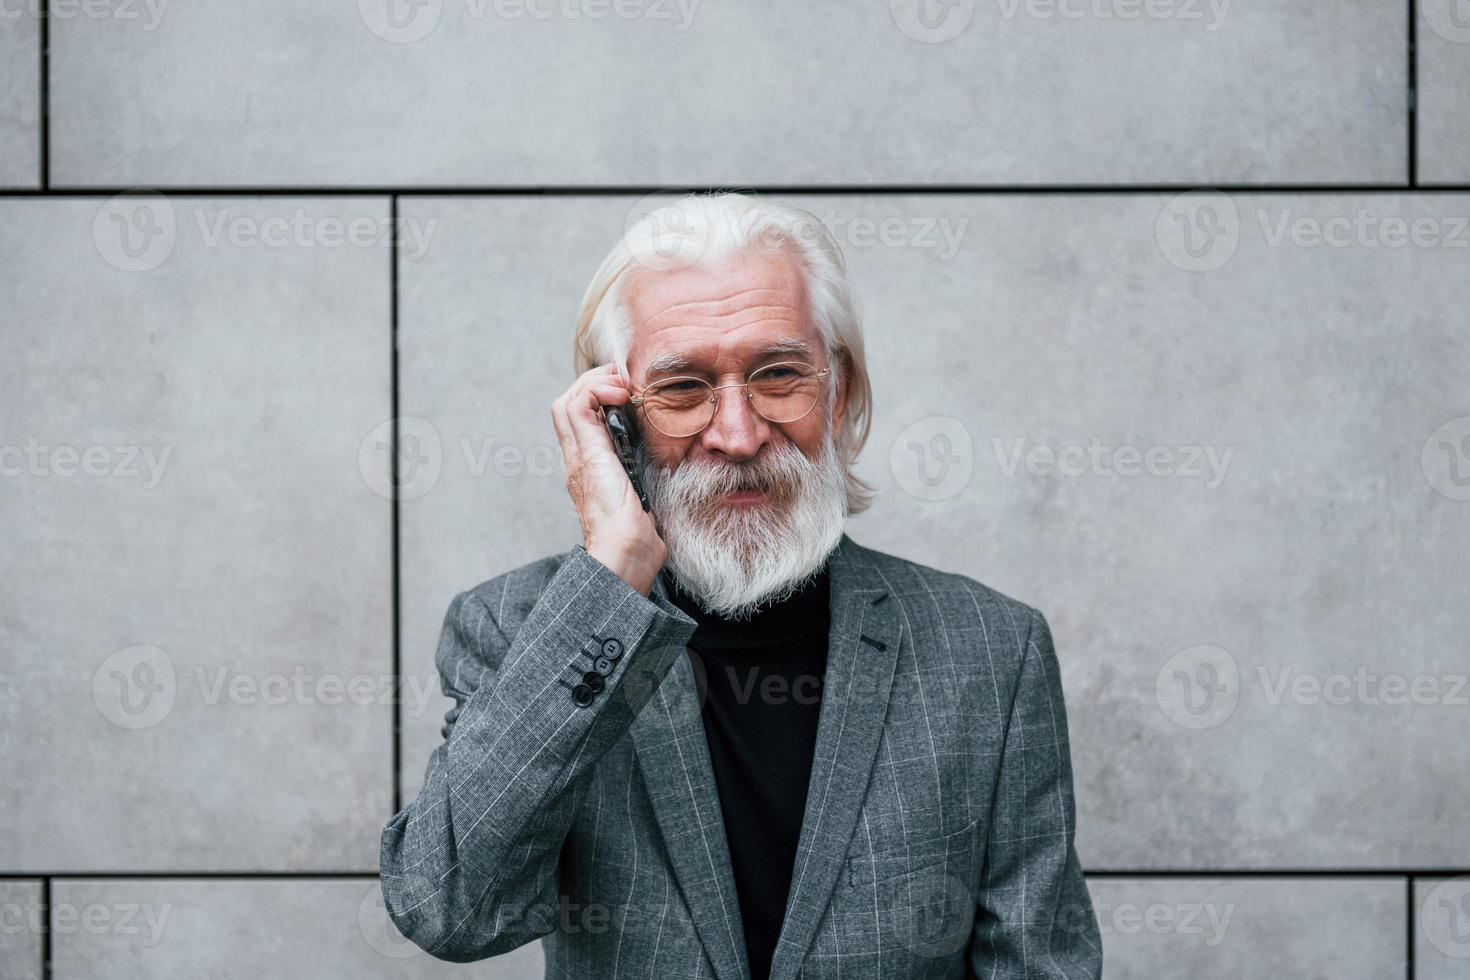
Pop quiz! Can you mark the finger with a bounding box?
[550,395,581,478]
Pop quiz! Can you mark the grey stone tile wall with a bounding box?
[4,5,1463,977]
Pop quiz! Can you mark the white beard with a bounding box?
[640,433,848,619]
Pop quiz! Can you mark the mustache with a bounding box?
[645,443,809,500]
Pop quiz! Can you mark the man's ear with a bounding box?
[831,349,852,430]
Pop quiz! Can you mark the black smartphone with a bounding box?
[603,404,652,512]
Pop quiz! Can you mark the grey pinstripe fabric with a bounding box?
[380,533,1101,979]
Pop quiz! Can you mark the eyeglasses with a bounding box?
[630,360,830,438]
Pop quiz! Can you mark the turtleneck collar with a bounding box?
[661,562,832,650]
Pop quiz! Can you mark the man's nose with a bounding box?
[698,385,769,460]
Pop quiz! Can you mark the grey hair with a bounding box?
[573,192,876,515]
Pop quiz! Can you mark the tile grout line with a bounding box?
[38,1,47,189]
[40,876,50,980]
[1406,875,1414,980]
[391,193,402,819]
[1407,0,1418,188]
[2,869,1464,879]
[5,184,1470,198]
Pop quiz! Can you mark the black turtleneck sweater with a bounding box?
[663,566,832,980]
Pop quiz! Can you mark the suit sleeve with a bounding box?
[967,605,1102,978]
[379,546,698,962]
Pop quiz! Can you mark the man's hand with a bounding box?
[551,363,667,595]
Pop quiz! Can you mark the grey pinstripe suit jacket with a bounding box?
[380,533,1102,979]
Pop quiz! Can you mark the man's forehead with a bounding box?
[623,249,818,371]
[624,248,807,321]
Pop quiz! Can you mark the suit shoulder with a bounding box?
[850,540,1041,659]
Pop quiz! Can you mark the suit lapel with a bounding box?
[629,576,751,980]
[628,534,900,980]
[769,534,901,980]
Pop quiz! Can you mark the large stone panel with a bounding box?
[0,197,393,871]
[50,878,543,978]
[48,1,1405,186]
[1087,876,1404,978]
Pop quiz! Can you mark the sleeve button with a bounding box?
[572,684,595,707]
[600,638,624,661]
[582,672,606,694]
[593,655,615,676]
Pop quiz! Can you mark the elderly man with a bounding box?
[380,194,1101,979]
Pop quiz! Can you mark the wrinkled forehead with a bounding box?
[622,248,820,377]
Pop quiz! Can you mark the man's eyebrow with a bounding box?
[645,350,702,375]
[643,337,815,377]
[751,338,813,360]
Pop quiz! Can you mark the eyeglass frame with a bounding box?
[628,360,832,437]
